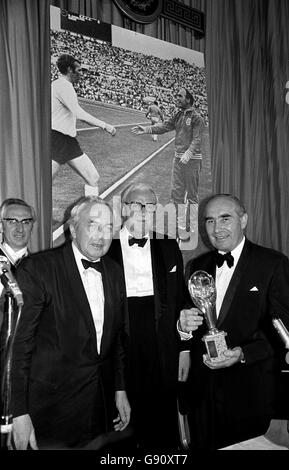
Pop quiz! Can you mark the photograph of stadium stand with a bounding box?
[51,6,211,260]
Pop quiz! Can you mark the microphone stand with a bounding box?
[1,287,23,450]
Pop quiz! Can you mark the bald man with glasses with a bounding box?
[107,183,190,452]
[0,198,36,328]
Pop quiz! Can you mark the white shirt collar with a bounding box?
[120,225,149,243]
[1,242,28,264]
[72,242,100,272]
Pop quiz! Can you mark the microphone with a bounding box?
[272,317,289,365]
[0,256,24,306]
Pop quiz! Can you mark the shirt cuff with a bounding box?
[177,320,193,341]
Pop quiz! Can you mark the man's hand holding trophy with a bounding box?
[180,270,244,369]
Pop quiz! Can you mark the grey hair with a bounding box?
[0,198,36,221]
[68,196,113,227]
[121,183,158,204]
[206,193,247,216]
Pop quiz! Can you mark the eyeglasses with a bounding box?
[2,218,34,227]
[124,202,157,213]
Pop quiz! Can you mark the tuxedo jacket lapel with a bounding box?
[199,256,216,280]
[217,240,251,328]
[62,243,98,352]
[150,238,167,328]
[107,238,124,269]
[99,256,115,356]
[107,239,130,337]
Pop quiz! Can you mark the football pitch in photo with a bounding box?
[52,98,211,259]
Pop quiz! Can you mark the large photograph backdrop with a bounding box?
[51,6,211,260]
[2,1,287,257]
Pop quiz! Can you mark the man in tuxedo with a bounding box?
[107,183,190,451]
[179,194,289,449]
[8,196,130,449]
[0,198,36,328]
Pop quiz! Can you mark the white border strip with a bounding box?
[77,122,149,132]
[52,137,175,243]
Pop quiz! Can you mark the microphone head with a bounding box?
[0,255,11,273]
[0,255,24,306]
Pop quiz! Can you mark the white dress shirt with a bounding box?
[178,237,246,340]
[120,226,154,297]
[72,243,104,354]
[215,237,245,317]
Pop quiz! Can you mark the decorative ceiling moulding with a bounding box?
[113,0,164,24]
[113,0,205,37]
[161,0,205,37]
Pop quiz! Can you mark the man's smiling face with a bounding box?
[205,196,248,252]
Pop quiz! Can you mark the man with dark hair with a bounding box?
[107,183,190,452]
[0,198,36,327]
[132,88,204,246]
[8,196,130,449]
[179,193,289,449]
[52,54,116,196]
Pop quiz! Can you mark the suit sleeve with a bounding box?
[268,255,289,322]
[175,242,194,352]
[242,254,289,364]
[113,267,128,391]
[10,258,47,417]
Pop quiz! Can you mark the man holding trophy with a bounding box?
[179,194,289,449]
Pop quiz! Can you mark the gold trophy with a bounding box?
[188,270,228,362]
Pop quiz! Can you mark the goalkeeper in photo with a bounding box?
[51,54,116,196]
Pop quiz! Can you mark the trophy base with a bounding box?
[202,330,227,362]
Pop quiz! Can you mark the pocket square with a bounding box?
[169,265,177,273]
[249,286,259,292]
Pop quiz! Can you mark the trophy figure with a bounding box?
[188,270,228,362]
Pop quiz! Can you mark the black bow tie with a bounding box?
[128,236,148,248]
[81,259,102,272]
[214,251,234,268]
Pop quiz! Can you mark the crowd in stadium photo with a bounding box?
[51,30,208,124]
